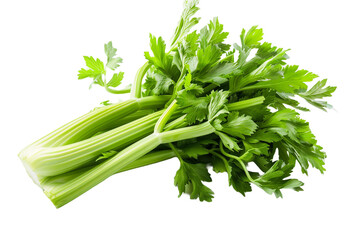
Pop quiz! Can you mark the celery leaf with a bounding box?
[174,161,214,202]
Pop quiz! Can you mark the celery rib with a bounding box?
[42,122,215,208]
[20,96,170,151]
[40,150,176,187]
[25,110,165,176]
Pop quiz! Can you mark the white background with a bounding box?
[1,0,359,239]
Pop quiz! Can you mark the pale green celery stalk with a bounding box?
[57,95,170,146]
[130,62,151,99]
[154,100,178,133]
[21,100,135,149]
[104,84,131,94]
[20,96,170,151]
[117,149,176,173]
[163,115,187,131]
[43,122,215,208]
[21,110,167,177]
[227,96,265,111]
[40,150,176,186]
[68,109,155,143]
[19,96,170,180]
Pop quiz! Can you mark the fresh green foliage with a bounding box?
[78,41,126,92]
[19,0,336,208]
[78,56,105,85]
[240,65,318,92]
[170,0,200,49]
[199,17,230,52]
[298,79,337,111]
[221,112,258,138]
[145,35,174,76]
[107,72,124,88]
[177,91,209,124]
[173,144,214,202]
[143,68,175,96]
[104,41,123,70]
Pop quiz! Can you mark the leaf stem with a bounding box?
[154,100,178,133]
[209,150,232,184]
[130,61,151,98]
[203,83,218,93]
[105,85,131,94]
[166,66,186,106]
[227,96,265,111]
[164,115,187,131]
[169,143,184,163]
[219,142,256,183]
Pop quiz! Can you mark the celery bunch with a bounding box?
[19,0,336,208]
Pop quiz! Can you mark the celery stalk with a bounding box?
[43,122,215,208]
[21,96,170,149]
[21,110,165,177]
[40,150,176,187]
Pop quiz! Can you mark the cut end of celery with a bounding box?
[21,160,42,187]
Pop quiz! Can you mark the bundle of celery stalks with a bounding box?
[19,0,336,208]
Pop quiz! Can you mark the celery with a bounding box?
[19,0,335,208]
[44,122,215,208]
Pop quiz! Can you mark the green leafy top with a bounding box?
[104,41,123,70]
[84,0,335,203]
[161,19,333,200]
[170,0,200,50]
[78,41,126,93]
